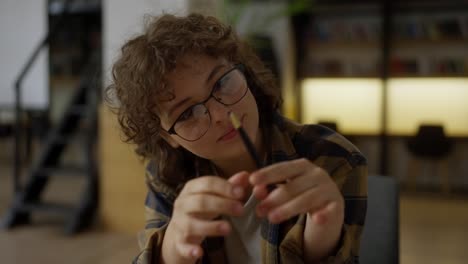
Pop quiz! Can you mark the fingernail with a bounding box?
[249,175,257,184]
[232,186,244,198]
[218,223,230,234]
[313,213,327,225]
[191,248,199,258]
[269,211,281,222]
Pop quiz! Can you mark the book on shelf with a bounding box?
[429,58,466,75]
[303,60,344,76]
[394,13,468,41]
[302,59,379,77]
[390,57,420,75]
[308,16,380,43]
[299,9,468,78]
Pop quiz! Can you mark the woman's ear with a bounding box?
[159,131,181,149]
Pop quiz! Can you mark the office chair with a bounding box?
[360,175,400,264]
[406,125,453,193]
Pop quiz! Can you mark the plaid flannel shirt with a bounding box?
[134,115,367,264]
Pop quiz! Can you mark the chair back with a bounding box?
[360,175,400,264]
[407,125,452,159]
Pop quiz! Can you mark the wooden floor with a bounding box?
[0,159,139,263]
[1,161,468,263]
[400,193,468,264]
[0,225,138,263]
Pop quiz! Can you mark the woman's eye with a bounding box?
[214,75,230,92]
[178,107,194,121]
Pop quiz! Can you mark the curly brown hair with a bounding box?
[106,13,282,187]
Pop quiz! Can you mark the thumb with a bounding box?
[228,171,250,188]
[312,201,338,225]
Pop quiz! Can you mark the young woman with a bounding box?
[108,13,367,264]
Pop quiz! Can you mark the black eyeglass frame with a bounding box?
[165,63,248,141]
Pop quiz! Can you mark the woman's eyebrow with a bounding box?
[206,64,227,85]
[168,97,192,118]
[168,63,228,118]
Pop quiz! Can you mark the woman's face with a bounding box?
[158,54,260,162]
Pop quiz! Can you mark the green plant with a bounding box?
[220,0,313,31]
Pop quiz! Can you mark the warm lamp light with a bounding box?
[388,78,468,136]
[300,78,383,135]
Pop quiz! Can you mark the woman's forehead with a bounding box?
[156,54,229,118]
[173,54,227,74]
[165,54,230,90]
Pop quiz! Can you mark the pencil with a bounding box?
[229,112,263,168]
[229,112,281,193]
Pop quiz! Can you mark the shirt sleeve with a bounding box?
[133,188,173,264]
[324,152,368,264]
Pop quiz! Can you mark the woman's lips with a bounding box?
[219,127,238,142]
[218,115,244,142]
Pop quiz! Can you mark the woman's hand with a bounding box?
[161,172,249,264]
[249,158,344,261]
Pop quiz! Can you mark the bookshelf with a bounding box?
[294,0,468,131]
[388,7,468,138]
[294,2,383,136]
[300,10,381,78]
[293,0,468,176]
[299,5,468,78]
[390,10,468,77]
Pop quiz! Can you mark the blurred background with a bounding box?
[1,0,467,263]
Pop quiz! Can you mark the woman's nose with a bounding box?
[206,98,230,123]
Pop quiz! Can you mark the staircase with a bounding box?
[1,53,100,234]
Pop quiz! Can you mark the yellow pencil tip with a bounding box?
[229,112,241,129]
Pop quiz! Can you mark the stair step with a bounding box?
[68,105,89,117]
[18,202,75,215]
[49,133,87,146]
[0,124,13,137]
[40,165,88,177]
[4,51,100,234]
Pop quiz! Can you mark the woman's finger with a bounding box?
[176,193,244,217]
[312,201,340,225]
[178,218,232,238]
[228,171,251,198]
[266,187,329,224]
[250,158,317,186]
[228,171,250,186]
[256,172,320,215]
[175,241,204,260]
[252,184,269,200]
[183,176,244,200]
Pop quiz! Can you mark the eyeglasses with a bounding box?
[166,64,249,141]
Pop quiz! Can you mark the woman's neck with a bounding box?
[213,153,257,178]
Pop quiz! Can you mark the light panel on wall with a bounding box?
[300,78,383,135]
[388,78,468,136]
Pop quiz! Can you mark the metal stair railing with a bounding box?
[2,0,100,234]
